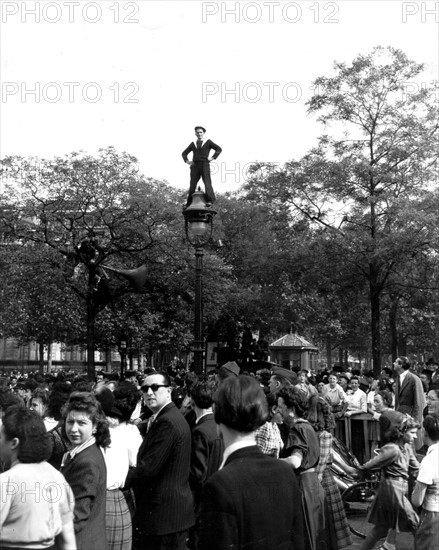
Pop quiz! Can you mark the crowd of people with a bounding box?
[0,355,438,550]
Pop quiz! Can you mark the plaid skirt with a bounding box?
[321,468,352,550]
[106,489,133,550]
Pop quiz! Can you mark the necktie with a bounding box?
[146,416,155,433]
[197,140,202,149]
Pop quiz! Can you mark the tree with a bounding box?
[0,244,83,371]
[245,47,439,373]
[1,148,187,378]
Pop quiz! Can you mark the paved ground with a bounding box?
[347,531,415,550]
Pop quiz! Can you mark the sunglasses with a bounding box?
[142,384,169,393]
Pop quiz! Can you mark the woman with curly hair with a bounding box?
[307,395,352,550]
[61,392,111,550]
[277,386,328,550]
[355,413,420,550]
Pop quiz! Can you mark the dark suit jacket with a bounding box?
[395,370,426,422]
[61,443,107,550]
[196,445,305,550]
[189,413,224,506]
[182,140,222,163]
[125,401,195,535]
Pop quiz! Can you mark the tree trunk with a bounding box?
[38,341,45,373]
[105,345,112,372]
[86,269,96,381]
[399,334,407,356]
[326,339,332,370]
[389,296,399,362]
[339,347,343,369]
[370,280,381,376]
[47,341,53,373]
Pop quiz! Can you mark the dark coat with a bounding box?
[189,413,224,506]
[61,443,108,550]
[196,445,305,550]
[125,401,195,536]
[395,371,426,422]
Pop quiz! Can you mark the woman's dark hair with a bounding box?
[62,391,111,448]
[2,405,53,463]
[214,375,268,433]
[24,378,39,391]
[191,380,215,409]
[423,414,439,442]
[31,387,50,408]
[375,389,393,408]
[266,391,278,410]
[70,376,93,393]
[307,395,335,432]
[0,389,24,414]
[277,386,309,418]
[265,392,279,421]
[385,413,419,443]
[47,382,72,420]
[113,382,141,423]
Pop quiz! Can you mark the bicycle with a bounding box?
[341,472,380,539]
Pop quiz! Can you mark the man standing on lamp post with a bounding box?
[182,126,222,207]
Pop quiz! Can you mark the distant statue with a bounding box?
[182,126,222,207]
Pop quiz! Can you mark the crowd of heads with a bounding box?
[1,354,439,460]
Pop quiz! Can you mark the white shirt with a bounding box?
[346,388,367,413]
[105,422,143,490]
[417,443,439,512]
[323,384,347,406]
[0,461,75,546]
[44,417,58,431]
[399,370,409,385]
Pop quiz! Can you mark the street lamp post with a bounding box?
[182,188,217,374]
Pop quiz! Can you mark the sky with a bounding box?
[1,0,438,196]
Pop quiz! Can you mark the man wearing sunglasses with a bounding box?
[125,371,194,550]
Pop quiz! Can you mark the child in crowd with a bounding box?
[412,414,439,550]
[352,413,420,550]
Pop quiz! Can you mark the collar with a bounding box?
[219,440,255,470]
[195,410,213,424]
[62,435,96,467]
[194,139,206,146]
[150,400,172,422]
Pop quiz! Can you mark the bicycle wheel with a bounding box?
[342,481,378,539]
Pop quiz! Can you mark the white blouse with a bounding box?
[104,421,142,491]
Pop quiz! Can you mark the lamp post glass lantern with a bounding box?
[183,188,217,373]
